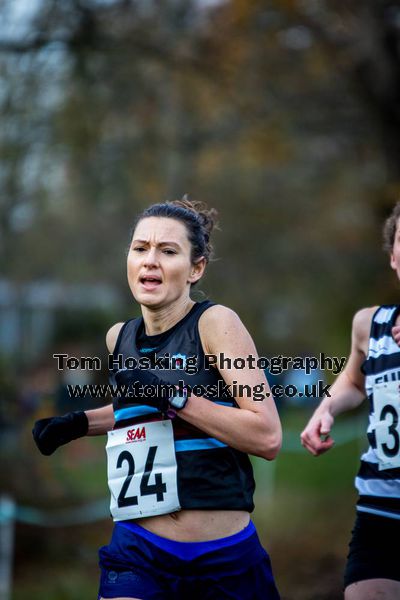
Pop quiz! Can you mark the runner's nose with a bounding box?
[144,247,160,268]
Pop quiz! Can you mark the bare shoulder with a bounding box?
[198,304,250,354]
[352,306,378,349]
[106,322,125,353]
[199,304,242,330]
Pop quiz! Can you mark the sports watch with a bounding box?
[167,386,188,418]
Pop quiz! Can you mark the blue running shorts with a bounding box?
[98,520,280,599]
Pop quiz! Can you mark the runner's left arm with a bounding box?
[176,305,282,460]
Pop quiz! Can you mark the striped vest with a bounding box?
[356,305,400,520]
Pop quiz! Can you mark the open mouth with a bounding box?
[140,275,162,289]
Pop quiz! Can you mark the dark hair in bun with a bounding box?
[134,195,218,265]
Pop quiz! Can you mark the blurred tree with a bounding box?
[0,0,399,354]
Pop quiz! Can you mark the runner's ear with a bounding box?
[188,257,206,283]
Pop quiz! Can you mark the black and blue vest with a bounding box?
[109,300,256,512]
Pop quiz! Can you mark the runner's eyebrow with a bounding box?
[132,239,181,248]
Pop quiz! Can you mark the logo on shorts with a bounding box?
[126,426,146,443]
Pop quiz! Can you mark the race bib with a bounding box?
[372,381,400,470]
[106,420,180,520]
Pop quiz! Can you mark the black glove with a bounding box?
[113,368,176,413]
[32,411,89,456]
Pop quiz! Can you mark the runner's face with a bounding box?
[127,217,204,307]
[390,218,400,280]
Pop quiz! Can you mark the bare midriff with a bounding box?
[135,509,250,542]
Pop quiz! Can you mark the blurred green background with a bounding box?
[1,1,400,598]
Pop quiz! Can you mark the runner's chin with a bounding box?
[133,285,164,305]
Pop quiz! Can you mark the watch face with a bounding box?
[170,394,187,409]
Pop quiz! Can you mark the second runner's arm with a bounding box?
[300,307,376,456]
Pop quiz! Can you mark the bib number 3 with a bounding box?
[106,420,180,520]
[373,382,400,470]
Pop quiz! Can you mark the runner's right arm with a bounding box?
[32,323,123,455]
[300,307,376,456]
[85,404,115,435]
[83,322,125,435]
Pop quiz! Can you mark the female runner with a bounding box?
[33,198,282,599]
[301,201,400,599]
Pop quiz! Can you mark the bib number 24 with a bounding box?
[107,420,181,520]
[117,446,166,507]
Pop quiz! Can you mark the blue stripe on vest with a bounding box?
[175,438,227,452]
[114,401,233,423]
[114,406,159,421]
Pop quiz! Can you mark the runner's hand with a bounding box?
[113,368,176,413]
[32,411,89,455]
[300,409,335,456]
[392,325,400,346]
